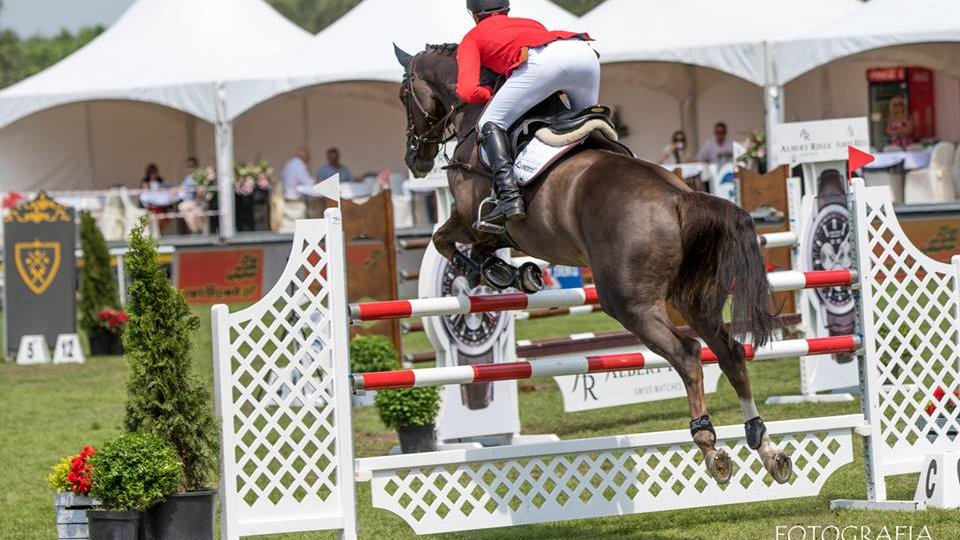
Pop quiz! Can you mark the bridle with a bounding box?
[401,54,465,154]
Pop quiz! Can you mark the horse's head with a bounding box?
[395,43,460,178]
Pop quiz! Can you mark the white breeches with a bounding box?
[478,39,601,131]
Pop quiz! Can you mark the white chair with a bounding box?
[904,141,957,204]
[906,143,926,152]
[863,160,905,204]
[952,145,960,198]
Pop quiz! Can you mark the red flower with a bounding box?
[67,445,95,495]
[97,308,129,332]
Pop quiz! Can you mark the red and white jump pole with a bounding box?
[349,269,856,322]
[351,335,860,392]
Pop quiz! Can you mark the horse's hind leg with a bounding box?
[687,315,792,484]
[605,297,733,484]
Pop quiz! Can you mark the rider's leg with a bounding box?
[477,48,565,225]
[547,39,601,110]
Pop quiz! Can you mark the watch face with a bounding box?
[437,258,508,356]
[807,203,854,315]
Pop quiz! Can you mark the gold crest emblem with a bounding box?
[15,240,61,295]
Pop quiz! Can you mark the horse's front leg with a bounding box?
[432,216,482,288]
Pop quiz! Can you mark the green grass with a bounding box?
[2,308,958,539]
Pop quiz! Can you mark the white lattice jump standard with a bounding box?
[353,336,860,392]
[349,269,854,322]
[211,180,960,539]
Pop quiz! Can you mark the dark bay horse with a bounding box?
[395,44,791,484]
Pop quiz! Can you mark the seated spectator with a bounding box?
[177,156,204,233]
[140,163,165,191]
[138,163,174,209]
[696,122,734,164]
[657,130,691,166]
[278,147,314,233]
[316,147,355,183]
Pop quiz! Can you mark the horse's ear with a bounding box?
[394,43,414,71]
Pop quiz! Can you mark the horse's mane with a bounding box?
[425,43,458,55]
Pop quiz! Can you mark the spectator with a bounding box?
[278,148,314,232]
[138,163,173,210]
[177,157,204,233]
[657,130,691,166]
[696,122,734,164]
[140,163,165,190]
[179,157,199,201]
[316,147,355,183]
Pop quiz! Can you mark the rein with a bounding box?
[401,56,465,153]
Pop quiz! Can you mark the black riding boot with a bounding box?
[480,123,526,224]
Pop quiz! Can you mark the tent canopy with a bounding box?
[776,0,960,85]
[581,0,862,86]
[0,0,311,129]
[226,0,576,119]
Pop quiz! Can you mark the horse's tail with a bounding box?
[671,191,777,347]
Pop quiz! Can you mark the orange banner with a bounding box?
[178,249,263,304]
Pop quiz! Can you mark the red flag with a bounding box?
[848,146,875,178]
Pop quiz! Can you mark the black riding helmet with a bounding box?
[467,0,509,15]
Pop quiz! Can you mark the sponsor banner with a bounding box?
[177,249,263,304]
[770,117,870,168]
[3,192,76,358]
[555,364,723,413]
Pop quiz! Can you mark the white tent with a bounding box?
[227,0,576,119]
[579,0,862,159]
[0,0,310,237]
[775,0,960,142]
[225,0,576,177]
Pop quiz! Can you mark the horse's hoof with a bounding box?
[518,262,544,293]
[707,450,732,484]
[766,451,792,484]
[481,257,517,290]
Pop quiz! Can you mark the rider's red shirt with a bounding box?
[456,13,589,105]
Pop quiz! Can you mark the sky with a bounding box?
[1,0,135,36]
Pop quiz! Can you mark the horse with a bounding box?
[394,43,791,485]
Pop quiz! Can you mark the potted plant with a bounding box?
[375,386,441,453]
[87,433,181,540]
[122,218,220,540]
[233,160,275,232]
[49,446,99,540]
[350,335,399,407]
[79,211,124,355]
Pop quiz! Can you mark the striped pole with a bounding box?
[350,270,855,322]
[352,335,861,392]
[759,231,798,249]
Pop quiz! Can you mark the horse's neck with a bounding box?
[452,106,483,163]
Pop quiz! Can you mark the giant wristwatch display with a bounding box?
[805,169,856,335]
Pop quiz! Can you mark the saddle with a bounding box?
[474,96,634,235]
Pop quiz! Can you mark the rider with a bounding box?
[458,0,599,225]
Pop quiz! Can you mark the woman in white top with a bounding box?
[657,130,691,166]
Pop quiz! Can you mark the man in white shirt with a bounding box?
[696,122,734,164]
[278,148,313,232]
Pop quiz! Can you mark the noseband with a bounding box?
[401,55,464,153]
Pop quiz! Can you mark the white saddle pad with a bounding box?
[481,138,580,186]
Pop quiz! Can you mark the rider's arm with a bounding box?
[456,34,493,105]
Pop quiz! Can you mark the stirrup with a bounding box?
[474,196,506,235]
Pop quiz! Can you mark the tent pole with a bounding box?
[214,83,236,240]
[763,42,784,169]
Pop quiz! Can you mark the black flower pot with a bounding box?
[397,424,437,454]
[141,491,217,540]
[89,330,123,356]
[87,510,141,540]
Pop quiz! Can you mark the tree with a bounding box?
[78,211,121,337]
[123,218,218,492]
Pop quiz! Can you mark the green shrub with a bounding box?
[89,433,181,511]
[78,211,121,337]
[350,335,398,373]
[123,218,218,492]
[374,386,440,429]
